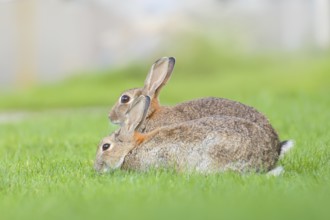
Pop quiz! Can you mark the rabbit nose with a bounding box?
[94,161,103,172]
[109,112,119,123]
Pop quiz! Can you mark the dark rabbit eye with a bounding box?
[120,95,130,104]
[102,143,111,151]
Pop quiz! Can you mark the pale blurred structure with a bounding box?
[0,0,329,88]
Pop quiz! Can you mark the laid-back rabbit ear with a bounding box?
[119,95,151,141]
[143,57,175,98]
[126,95,150,130]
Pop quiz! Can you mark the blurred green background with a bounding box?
[1,1,330,220]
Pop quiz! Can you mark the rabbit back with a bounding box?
[140,97,278,139]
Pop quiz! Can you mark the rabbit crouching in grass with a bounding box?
[109,57,278,143]
[95,96,288,174]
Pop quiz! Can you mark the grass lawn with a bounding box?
[0,53,330,220]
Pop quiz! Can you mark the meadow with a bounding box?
[0,50,330,220]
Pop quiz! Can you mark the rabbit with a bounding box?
[96,95,288,174]
[108,57,279,144]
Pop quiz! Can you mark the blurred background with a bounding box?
[1,2,330,220]
[0,0,329,109]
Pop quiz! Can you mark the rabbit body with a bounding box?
[109,57,279,145]
[121,116,280,173]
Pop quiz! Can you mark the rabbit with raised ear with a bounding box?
[109,57,175,127]
[108,57,279,143]
[97,95,287,174]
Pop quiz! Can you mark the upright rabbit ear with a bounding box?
[118,95,151,141]
[143,57,175,98]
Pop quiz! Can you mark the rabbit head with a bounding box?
[109,57,175,125]
[95,95,151,172]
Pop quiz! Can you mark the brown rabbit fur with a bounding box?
[109,57,279,143]
[96,96,282,173]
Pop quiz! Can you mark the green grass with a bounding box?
[1,52,330,220]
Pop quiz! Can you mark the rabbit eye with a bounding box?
[102,143,111,151]
[120,95,130,104]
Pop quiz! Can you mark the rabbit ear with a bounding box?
[118,95,151,141]
[143,57,175,98]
